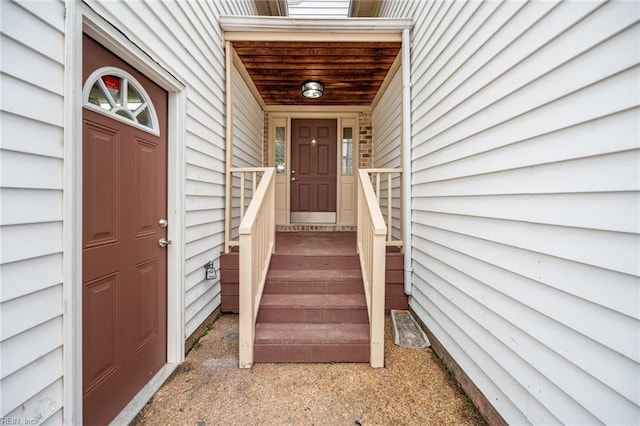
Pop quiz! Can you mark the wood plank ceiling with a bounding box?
[232,40,401,106]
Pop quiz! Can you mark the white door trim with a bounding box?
[63,3,186,424]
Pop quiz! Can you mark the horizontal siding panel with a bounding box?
[0,150,63,190]
[5,378,63,424]
[0,150,63,189]
[0,316,62,379]
[412,253,609,424]
[0,285,62,341]
[232,64,263,168]
[0,75,63,127]
[185,178,224,197]
[1,35,64,96]
[0,223,62,265]
[185,119,226,158]
[184,195,225,213]
[185,278,218,308]
[373,68,402,168]
[414,210,638,276]
[184,286,220,335]
[184,246,223,277]
[40,409,63,426]
[0,348,62,416]
[184,146,224,172]
[0,254,63,303]
[184,234,224,261]
[419,228,639,400]
[0,189,63,226]
[417,192,640,234]
[412,1,521,98]
[185,162,225,186]
[288,1,349,17]
[185,209,224,228]
[0,0,64,64]
[413,1,606,137]
[0,1,65,421]
[10,0,64,32]
[414,108,640,180]
[435,222,638,316]
[409,277,540,424]
[413,150,640,196]
[185,221,225,243]
[411,0,496,98]
[1,112,63,158]
[405,1,640,422]
[413,62,639,161]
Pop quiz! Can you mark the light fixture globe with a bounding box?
[302,80,323,99]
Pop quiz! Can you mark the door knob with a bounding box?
[159,219,168,228]
[159,238,172,247]
[291,177,297,181]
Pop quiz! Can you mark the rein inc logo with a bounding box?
[1,418,37,425]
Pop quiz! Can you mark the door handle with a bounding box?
[159,238,172,248]
[291,177,297,181]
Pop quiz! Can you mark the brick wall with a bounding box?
[263,111,269,166]
[359,112,372,168]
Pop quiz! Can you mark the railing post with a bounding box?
[237,168,275,369]
[357,170,387,368]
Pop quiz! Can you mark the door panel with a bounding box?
[291,119,337,223]
[82,34,168,425]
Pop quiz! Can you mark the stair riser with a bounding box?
[264,282,363,294]
[254,344,369,363]
[269,256,360,270]
[257,309,368,324]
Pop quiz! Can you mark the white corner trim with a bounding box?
[63,1,83,424]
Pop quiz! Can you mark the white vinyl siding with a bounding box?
[2,0,258,421]
[372,67,403,240]
[85,0,258,337]
[382,0,640,424]
[229,62,265,240]
[288,0,349,17]
[0,0,66,422]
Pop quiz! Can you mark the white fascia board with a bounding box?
[220,16,412,40]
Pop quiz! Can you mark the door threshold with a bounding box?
[109,362,179,426]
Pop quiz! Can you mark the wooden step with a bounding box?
[257,293,368,324]
[269,254,360,270]
[265,269,363,294]
[254,323,369,363]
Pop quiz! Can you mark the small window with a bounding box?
[275,126,286,173]
[83,67,159,135]
[342,127,353,174]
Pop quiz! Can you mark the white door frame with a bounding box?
[63,3,186,424]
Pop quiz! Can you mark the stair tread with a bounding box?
[267,269,362,281]
[255,323,369,344]
[260,293,366,309]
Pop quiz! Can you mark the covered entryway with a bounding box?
[82,34,168,425]
[290,118,337,223]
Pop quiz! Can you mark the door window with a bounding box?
[83,66,159,135]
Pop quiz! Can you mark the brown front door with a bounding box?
[290,119,337,223]
[82,35,168,425]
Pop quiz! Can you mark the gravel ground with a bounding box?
[133,314,486,426]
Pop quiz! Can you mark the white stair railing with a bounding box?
[237,167,276,368]
[365,168,403,248]
[357,169,387,368]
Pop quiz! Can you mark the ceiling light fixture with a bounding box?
[302,80,323,99]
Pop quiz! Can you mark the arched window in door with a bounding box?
[83,66,160,135]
